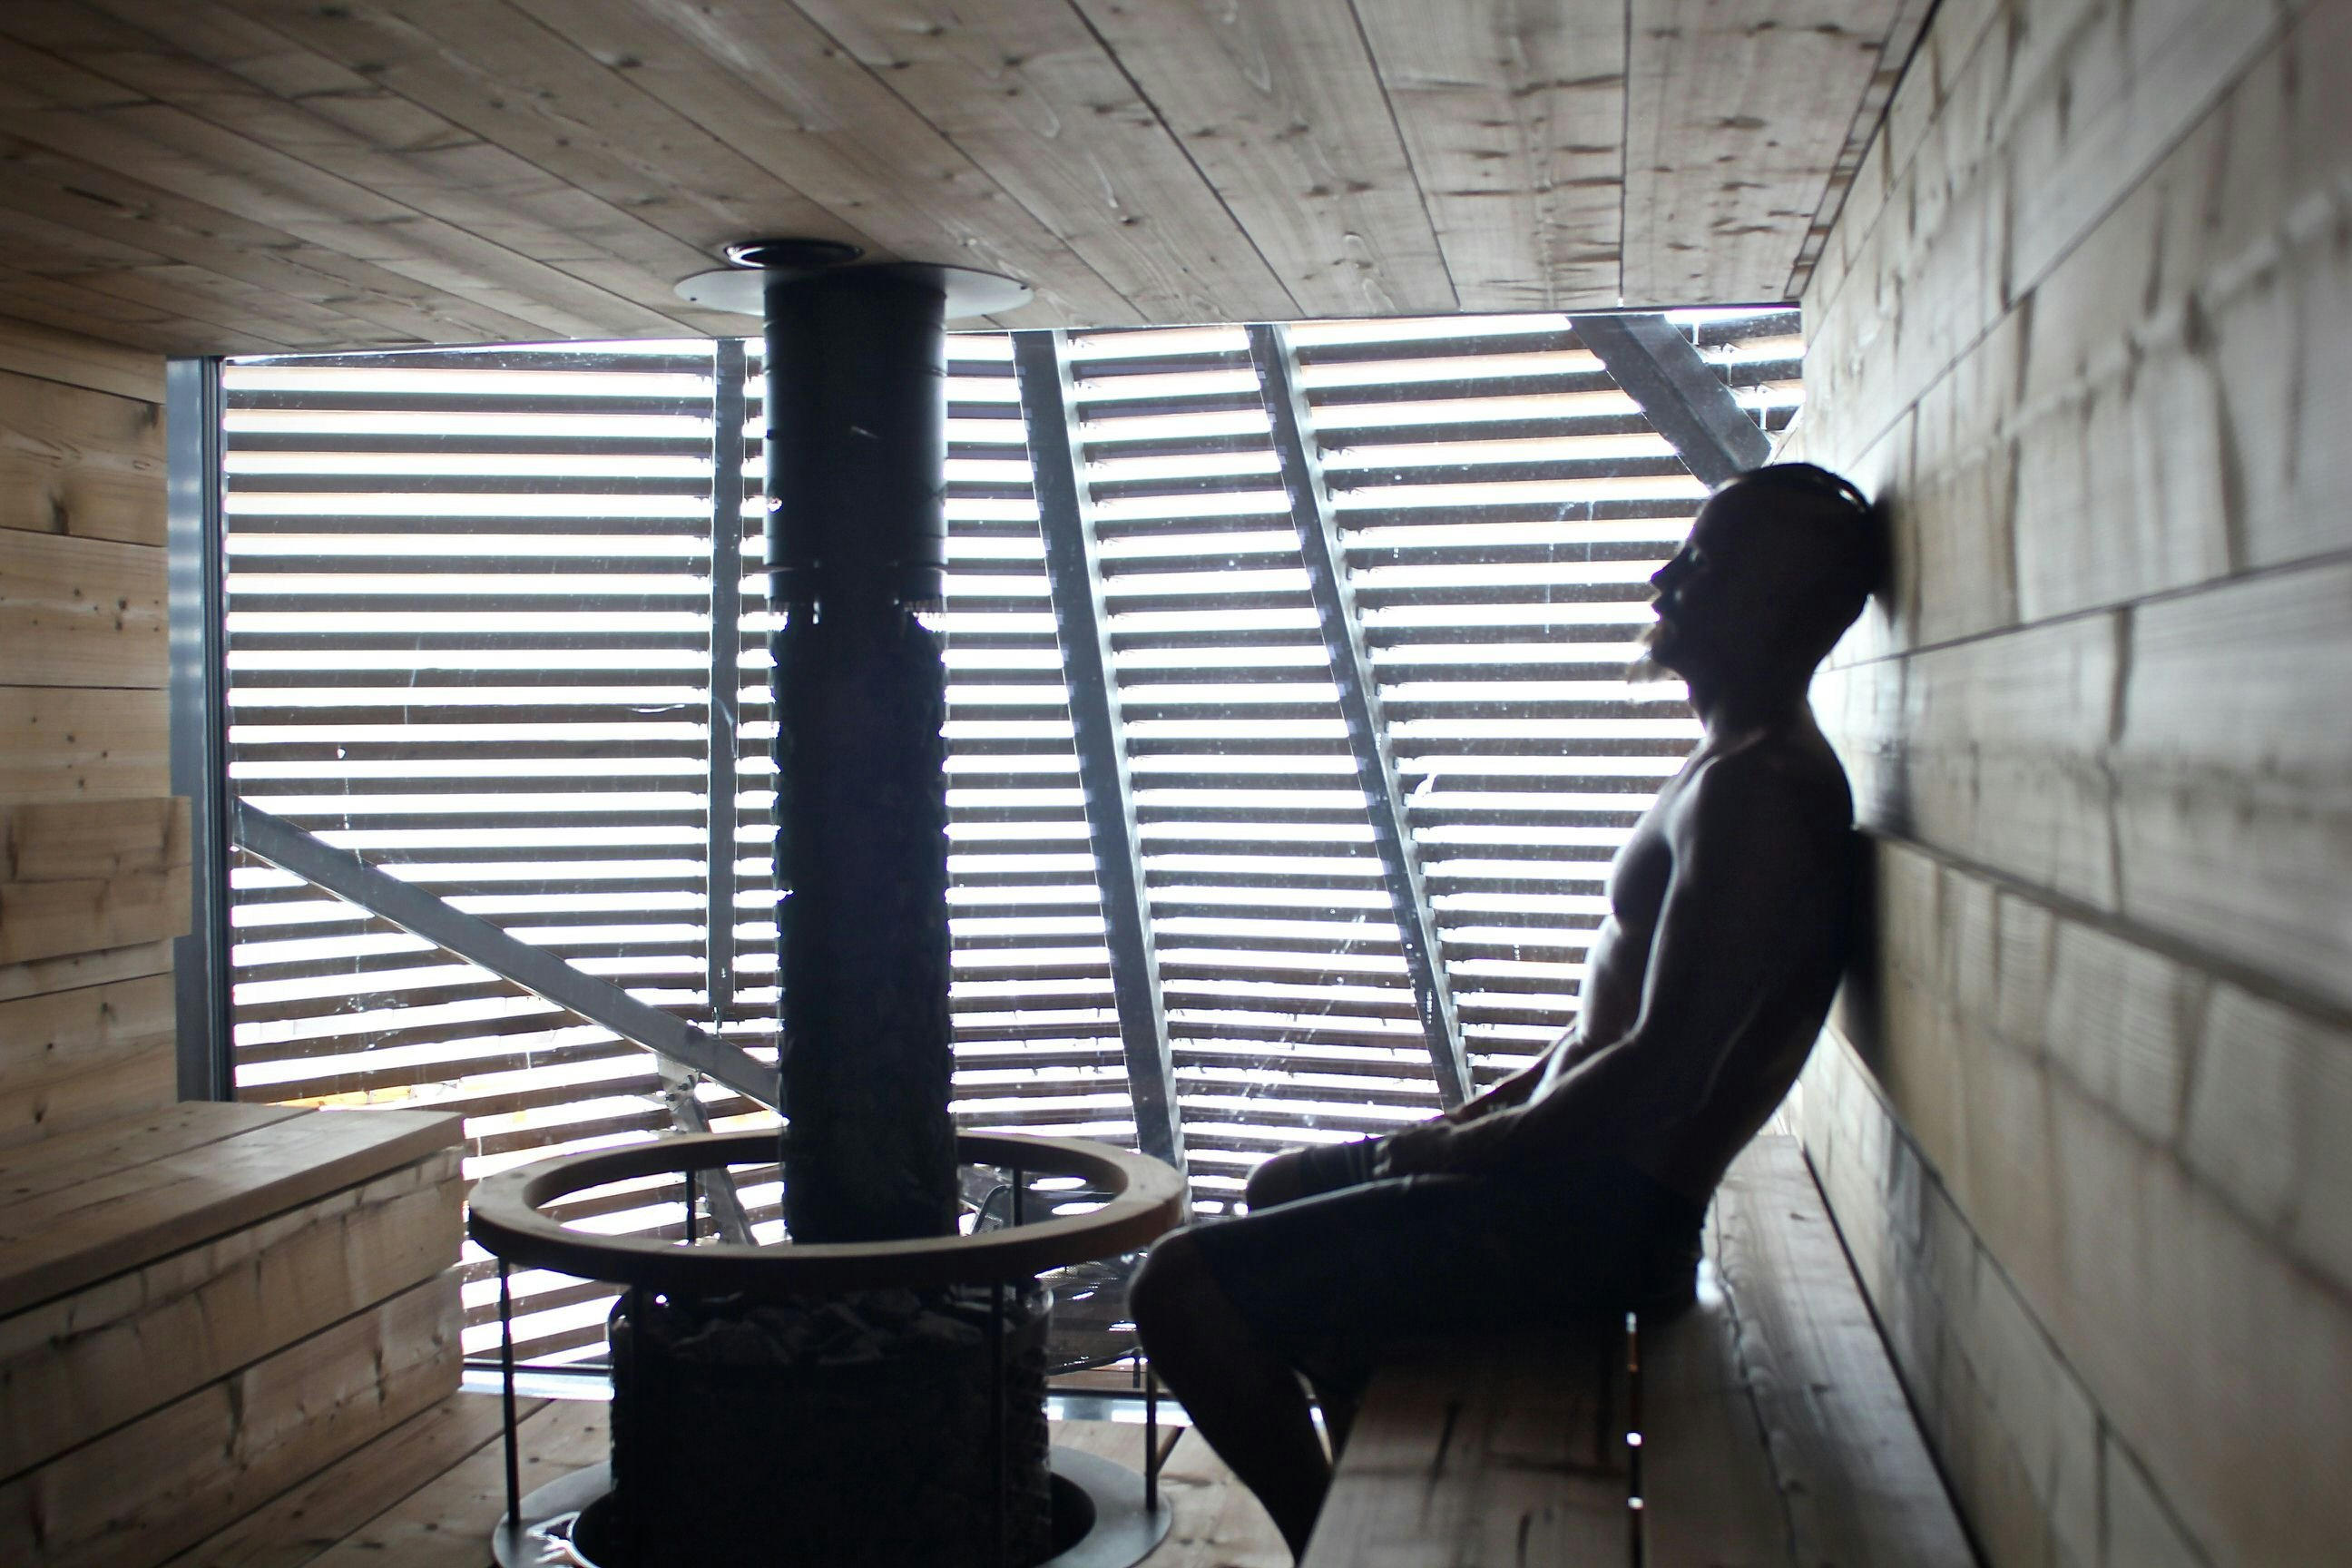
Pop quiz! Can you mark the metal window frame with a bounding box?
[167,356,233,1102]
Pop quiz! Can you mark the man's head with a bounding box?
[1637,463,1881,688]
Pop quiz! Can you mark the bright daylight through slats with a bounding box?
[220,313,1800,1364]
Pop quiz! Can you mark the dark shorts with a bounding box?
[1181,1139,1705,1396]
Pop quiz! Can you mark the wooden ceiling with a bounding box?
[0,0,1927,356]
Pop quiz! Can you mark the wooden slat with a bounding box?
[298,1394,609,1568]
[157,1392,535,1568]
[1645,1135,1973,1567]
[0,970,174,1147]
[0,363,163,545]
[3,794,187,882]
[0,1274,459,1568]
[1621,0,1908,306]
[1069,0,1455,318]
[1349,0,1624,311]
[0,934,173,1005]
[0,1096,301,1200]
[0,1145,461,1478]
[0,684,170,804]
[0,527,166,689]
[1302,1324,1631,1567]
[0,309,162,400]
[0,1103,462,1316]
[0,795,191,965]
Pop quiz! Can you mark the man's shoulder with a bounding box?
[1678,729,1854,836]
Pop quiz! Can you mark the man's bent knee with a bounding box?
[1128,1228,1207,1340]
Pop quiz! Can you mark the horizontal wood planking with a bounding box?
[157,1391,530,1568]
[1810,834,2352,1567]
[1800,1036,2135,1568]
[0,970,174,1147]
[3,794,187,882]
[0,934,172,1005]
[1815,556,2352,1013]
[1302,1325,1629,1567]
[0,795,191,966]
[1805,0,2344,655]
[0,1103,462,1316]
[0,1273,460,1568]
[1622,0,1913,308]
[0,365,163,545]
[0,1145,460,1479]
[1643,1134,1974,1568]
[0,526,167,690]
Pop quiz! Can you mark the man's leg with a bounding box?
[1128,1229,1330,1559]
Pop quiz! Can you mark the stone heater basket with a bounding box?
[467,1130,1187,1568]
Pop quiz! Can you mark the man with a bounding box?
[1128,462,1881,1559]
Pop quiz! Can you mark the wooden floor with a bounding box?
[163,1390,1287,1568]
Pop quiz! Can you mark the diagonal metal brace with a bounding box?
[1249,323,1471,1107]
[1567,312,1770,487]
[1011,330,1189,1172]
[231,799,782,1111]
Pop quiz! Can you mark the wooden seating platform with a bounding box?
[1304,1134,1979,1567]
[0,1100,466,1568]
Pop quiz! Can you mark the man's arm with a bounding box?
[1378,757,1839,1175]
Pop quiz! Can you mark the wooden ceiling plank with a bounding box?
[0,130,514,349]
[1621,0,1908,306]
[223,0,891,295]
[485,0,1142,327]
[64,0,723,331]
[20,259,364,350]
[787,0,1298,326]
[1067,0,1455,319]
[0,183,426,348]
[0,261,299,356]
[1784,0,1935,301]
[1352,0,1626,312]
[0,20,681,346]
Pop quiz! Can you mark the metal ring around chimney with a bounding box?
[467,1131,1186,1293]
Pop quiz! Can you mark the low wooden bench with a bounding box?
[1304,1134,1977,1566]
[0,1101,466,1568]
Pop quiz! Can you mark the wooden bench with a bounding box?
[1304,1134,1977,1567]
[0,1101,466,1568]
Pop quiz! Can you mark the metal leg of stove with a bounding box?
[989,1279,1008,1568]
[1144,1363,1161,1514]
[1011,1163,1024,1227]
[685,1168,699,1244]
[498,1259,522,1559]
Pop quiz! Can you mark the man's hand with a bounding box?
[1243,1148,1311,1210]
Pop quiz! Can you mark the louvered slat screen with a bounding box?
[220,310,1798,1361]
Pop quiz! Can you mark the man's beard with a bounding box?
[1625,620,1677,684]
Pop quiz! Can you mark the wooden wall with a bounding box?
[0,313,183,1149]
[1785,1,2352,1564]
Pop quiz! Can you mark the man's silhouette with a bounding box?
[1129,463,1880,1559]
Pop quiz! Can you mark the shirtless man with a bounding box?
[1127,463,1881,1560]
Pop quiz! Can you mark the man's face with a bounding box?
[1641,485,1820,680]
